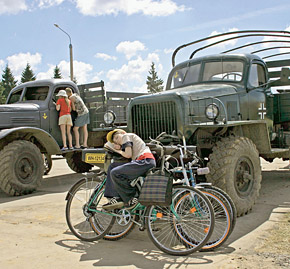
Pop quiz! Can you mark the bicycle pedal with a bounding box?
[139,226,145,231]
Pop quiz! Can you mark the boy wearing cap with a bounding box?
[103,129,156,210]
[56,90,73,150]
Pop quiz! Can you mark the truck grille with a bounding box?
[11,117,38,126]
[131,101,177,141]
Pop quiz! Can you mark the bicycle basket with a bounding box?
[139,173,173,206]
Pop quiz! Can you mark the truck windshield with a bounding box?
[202,61,244,82]
[7,86,50,103]
[172,63,201,88]
[7,89,23,104]
[171,60,244,89]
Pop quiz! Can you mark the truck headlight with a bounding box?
[205,104,219,120]
[104,111,116,125]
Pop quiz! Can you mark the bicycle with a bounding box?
[65,162,215,256]
[156,132,237,250]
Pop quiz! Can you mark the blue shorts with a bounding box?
[74,112,90,127]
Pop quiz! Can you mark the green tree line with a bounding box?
[0,64,62,104]
[0,60,163,104]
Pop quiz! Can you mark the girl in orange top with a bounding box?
[56,90,73,150]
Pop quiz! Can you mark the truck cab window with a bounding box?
[203,61,243,82]
[53,87,67,101]
[172,63,201,88]
[249,63,266,87]
[23,86,49,101]
[7,89,23,104]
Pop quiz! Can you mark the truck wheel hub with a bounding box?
[235,157,254,197]
[18,158,33,180]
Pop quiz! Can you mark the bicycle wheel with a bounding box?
[145,185,215,256]
[103,208,136,241]
[65,176,115,241]
[199,184,237,232]
[200,189,231,250]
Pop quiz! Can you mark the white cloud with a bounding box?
[0,0,27,14]
[37,60,93,84]
[116,41,146,60]
[259,27,290,54]
[164,48,174,54]
[7,52,42,79]
[0,59,5,71]
[92,71,104,83]
[75,0,186,17]
[206,28,239,48]
[106,52,162,92]
[95,53,117,61]
[38,0,64,8]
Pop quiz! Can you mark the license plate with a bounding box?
[85,153,105,164]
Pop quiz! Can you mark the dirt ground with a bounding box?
[219,158,290,269]
[0,157,289,269]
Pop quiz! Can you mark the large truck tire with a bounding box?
[66,152,93,173]
[0,140,43,196]
[206,136,262,216]
[43,153,52,175]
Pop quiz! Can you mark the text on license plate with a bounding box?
[85,153,105,163]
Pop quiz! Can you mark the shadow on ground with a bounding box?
[55,169,290,266]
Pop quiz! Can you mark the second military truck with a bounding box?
[126,30,290,216]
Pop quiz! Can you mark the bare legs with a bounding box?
[67,125,73,148]
[82,124,88,147]
[73,126,80,148]
[60,124,73,148]
[73,124,88,148]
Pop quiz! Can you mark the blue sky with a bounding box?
[1,0,290,92]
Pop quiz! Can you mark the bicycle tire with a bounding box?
[198,184,237,233]
[173,182,237,250]
[65,177,115,242]
[145,185,215,256]
[200,190,231,250]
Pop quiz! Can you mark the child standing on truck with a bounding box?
[56,90,73,150]
[65,88,89,149]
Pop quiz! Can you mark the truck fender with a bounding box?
[0,127,61,155]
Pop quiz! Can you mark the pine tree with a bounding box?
[1,64,17,99]
[53,65,62,79]
[21,63,36,83]
[146,62,164,93]
[0,82,6,104]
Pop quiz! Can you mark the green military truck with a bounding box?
[0,79,141,196]
[126,30,290,216]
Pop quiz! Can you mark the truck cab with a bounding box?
[5,79,80,146]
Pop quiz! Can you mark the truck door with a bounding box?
[247,62,267,120]
[48,85,78,147]
[48,86,66,146]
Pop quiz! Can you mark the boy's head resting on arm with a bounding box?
[107,129,127,145]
